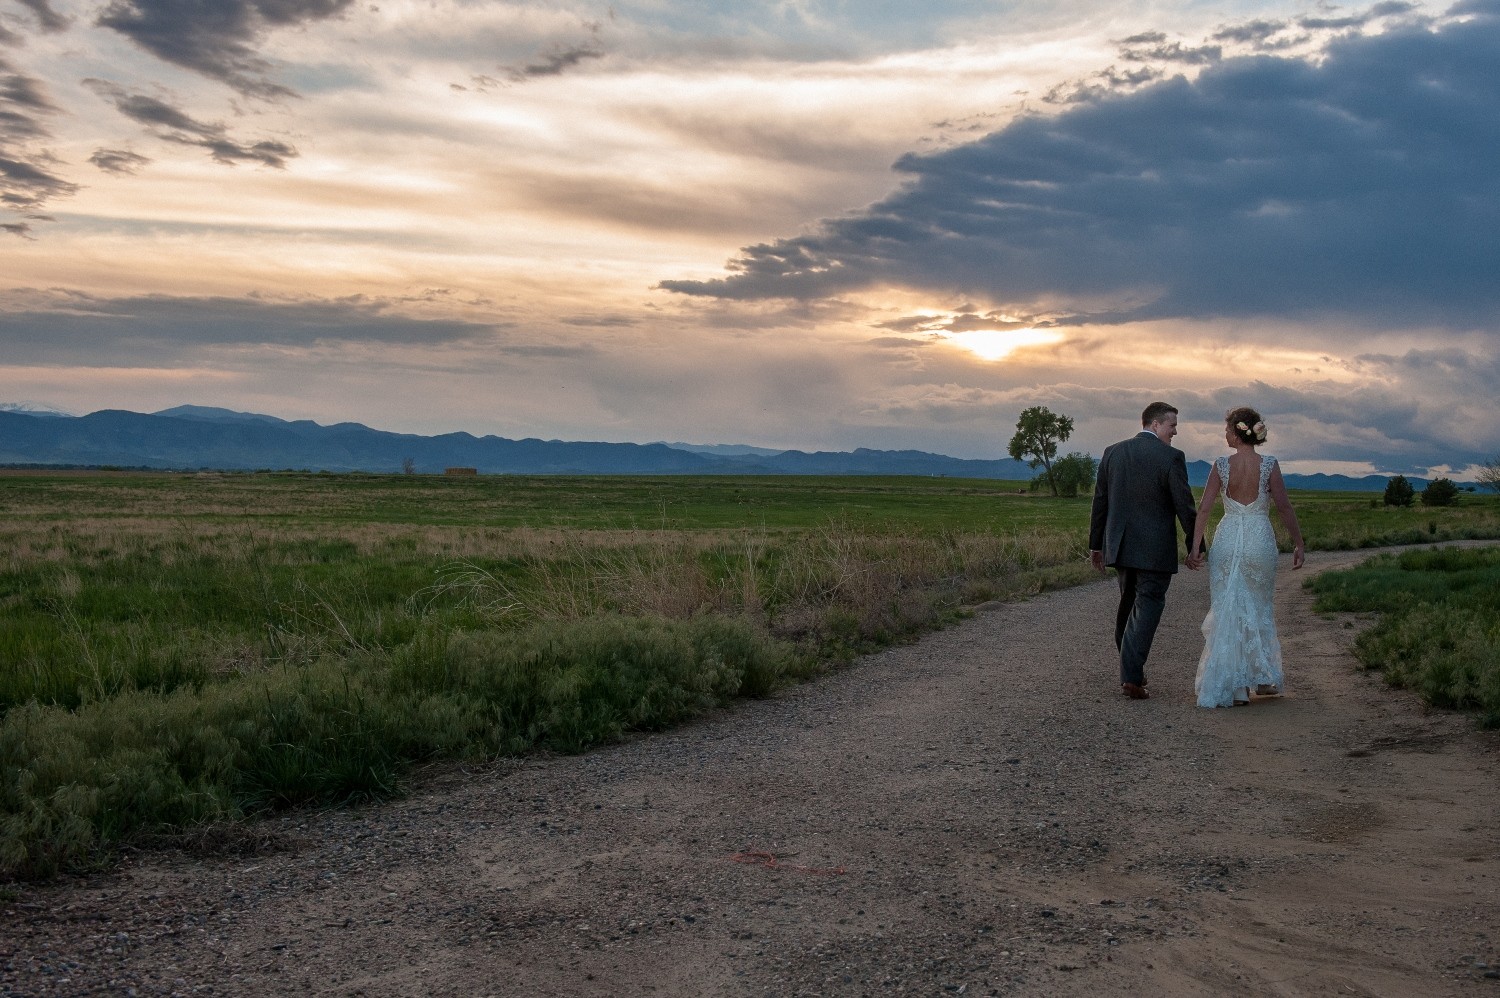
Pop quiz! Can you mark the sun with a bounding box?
[948,327,1065,361]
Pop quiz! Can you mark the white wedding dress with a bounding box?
[1195,454,1285,708]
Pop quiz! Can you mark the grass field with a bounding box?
[1310,545,1500,729]
[3,470,1498,878]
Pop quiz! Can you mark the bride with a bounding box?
[1191,407,1306,708]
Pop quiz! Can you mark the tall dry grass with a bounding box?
[1,515,1087,879]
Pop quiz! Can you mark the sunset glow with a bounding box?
[947,328,1067,362]
[1,0,1496,477]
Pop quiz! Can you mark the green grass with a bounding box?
[2,471,1093,878]
[2,470,1498,879]
[1291,490,1500,550]
[1310,545,1500,729]
[0,471,1065,530]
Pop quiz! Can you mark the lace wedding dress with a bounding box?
[1195,454,1285,708]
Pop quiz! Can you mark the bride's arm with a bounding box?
[1267,460,1306,568]
[1190,468,1222,559]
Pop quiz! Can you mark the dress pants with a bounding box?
[1115,567,1171,687]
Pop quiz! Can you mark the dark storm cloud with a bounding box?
[1300,1,1420,31]
[85,80,298,167]
[95,0,358,98]
[88,147,151,174]
[1043,65,1163,105]
[662,6,1500,335]
[1211,19,1289,45]
[0,154,77,216]
[1118,39,1221,64]
[506,44,605,82]
[1192,368,1497,472]
[1,58,55,112]
[1,56,56,145]
[0,290,494,362]
[1,55,74,222]
[15,0,70,32]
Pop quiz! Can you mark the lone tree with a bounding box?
[1384,474,1415,507]
[1479,456,1500,494]
[1008,406,1075,497]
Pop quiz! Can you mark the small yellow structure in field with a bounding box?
[444,467,478,476]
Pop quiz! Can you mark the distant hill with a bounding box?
[654,441,786,458]
[0,404,1445,490]
[0,408,710,475]
[0,406,1033,478]
[153,405,289,425]
[0,401,74,419]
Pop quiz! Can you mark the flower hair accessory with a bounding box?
[1234,419,1269,444]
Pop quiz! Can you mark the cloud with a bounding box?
[1192,369,1497,472]
[14,0,70,33]
[1118,38,1221,64]
[1210,19,1290,45]
[0,289,496,362]
[95,0,358,98]
[505,44,606,82]
[85,80,298,167]
[1,56,56,142]
[1,55,75,222]
[560,313,639,328]
[88,147,152,174]
[0,58,54,112]
[661,8,1500,337]
[0,153,77,214]
[1299,1,1421,31]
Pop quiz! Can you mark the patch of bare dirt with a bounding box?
[4,544,1498,996]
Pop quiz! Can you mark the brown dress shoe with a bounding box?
[1121,683,1150,699]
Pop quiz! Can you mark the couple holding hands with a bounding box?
[1089,402,1305,709]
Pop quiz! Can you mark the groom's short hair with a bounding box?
[1141,401,1177,426]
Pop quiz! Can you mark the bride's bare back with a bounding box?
[1224,449,1264,505]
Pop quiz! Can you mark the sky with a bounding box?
[2,0,1497,477]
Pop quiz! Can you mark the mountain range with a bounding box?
[0,403,1431,491]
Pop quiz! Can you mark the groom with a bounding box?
[1089,402,1202,700]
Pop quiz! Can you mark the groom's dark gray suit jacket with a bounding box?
[1088,432,1198,573]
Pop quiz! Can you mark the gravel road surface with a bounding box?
[4,545,1498,997]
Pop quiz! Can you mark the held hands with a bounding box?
[1185,550,1205,571]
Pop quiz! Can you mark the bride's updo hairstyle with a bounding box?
[1226,406,1268,445]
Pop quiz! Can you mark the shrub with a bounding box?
[1311,546,1500,729]
[1421,477,1459,507]
[1044,452,1098,498]
[1383,475,1415,507]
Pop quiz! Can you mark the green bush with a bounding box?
[1311,546,1500,729]
[0,613,804,878]
[1383,475,1415,507]
[1036,452,1097,498]
[1421,477,1460,507]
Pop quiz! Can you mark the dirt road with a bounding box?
[4,546,1498,997]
